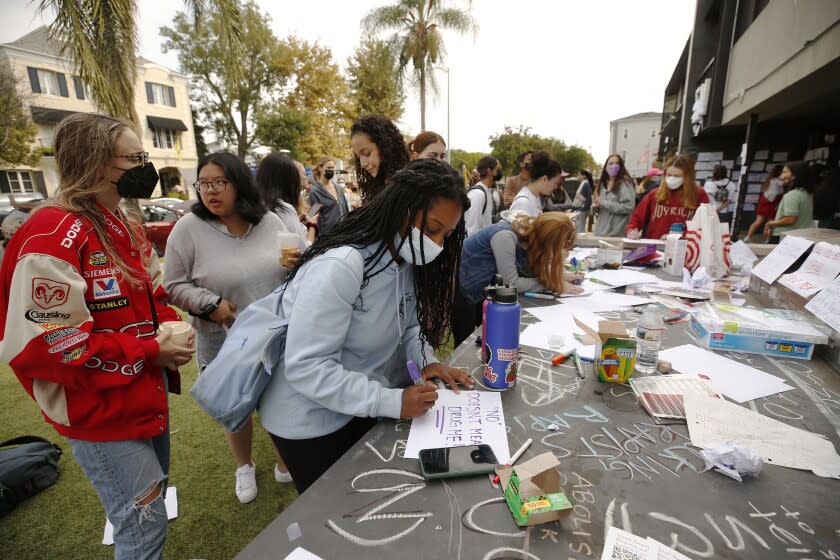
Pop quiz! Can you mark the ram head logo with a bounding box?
[31,278,71,310]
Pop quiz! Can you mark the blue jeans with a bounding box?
[69,369,170,560]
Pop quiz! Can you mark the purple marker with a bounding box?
[407,360,424,386]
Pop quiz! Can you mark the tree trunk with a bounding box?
[419,66,426,132]
[238,108,248,159]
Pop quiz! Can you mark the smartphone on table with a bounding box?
[306,202,323,219]
[419,444,498,480]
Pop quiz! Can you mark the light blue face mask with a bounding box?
[394,227,443,266]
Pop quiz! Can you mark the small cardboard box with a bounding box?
[575,318,638,383]
[663,233,687,276]
[498,452,572,526]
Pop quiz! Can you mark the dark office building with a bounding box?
[660,0,840,235]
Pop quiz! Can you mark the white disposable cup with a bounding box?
[158,320,194,346]
[278,232,300,265]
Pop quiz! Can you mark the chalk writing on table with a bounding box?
[603,499,838,560]
[326,469,431,547]
[767,356,840,438]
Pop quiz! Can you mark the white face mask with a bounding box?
[665,176,684,190]
[395,227,443,266]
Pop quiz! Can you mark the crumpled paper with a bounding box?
[700,441,763,481]
[683,266,714,290]
[728,241,757,276]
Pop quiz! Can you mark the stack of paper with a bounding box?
[629,374,721,424]
[684,394,840,479]
[658,344,793,403]
[601,527,691,560]
[587,268,658,288]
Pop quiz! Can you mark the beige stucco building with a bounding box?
[0,27,197,199]
[608,112,663,178]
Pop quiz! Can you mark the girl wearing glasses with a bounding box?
[0,113,194,559]
[258,159,473,494]
[164,152,294,504]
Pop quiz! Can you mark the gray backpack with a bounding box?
[0,436,62,517]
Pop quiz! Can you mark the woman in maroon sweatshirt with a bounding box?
[626,154,710,239]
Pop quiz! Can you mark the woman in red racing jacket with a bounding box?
[0,113,194,560]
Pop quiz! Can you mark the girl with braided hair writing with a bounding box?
[257,158,475,493]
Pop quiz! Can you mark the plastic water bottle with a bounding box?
[635,305,664,376]
[483,287,521,390]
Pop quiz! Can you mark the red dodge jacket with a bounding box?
[0,204,180,441]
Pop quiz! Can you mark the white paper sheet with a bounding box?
[586,269,659,288]
[805,274,840,334]
[285,547,326,560]
[777,241,840,297]
[658,345,792,403]
[567,291,652,308]
[103,487,178,546]
[520,321,577,352]
[525,304,583,332]
[751,235,814,284]
[622,238,664,246]
[600,527,692,560]
[557,279,611,297]
[684,394,840,478]
[404,390,510,462]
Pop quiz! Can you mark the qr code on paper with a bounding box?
[610,546,644,560]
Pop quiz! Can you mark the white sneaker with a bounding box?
[235,462,257,503]
[275,464,293,483]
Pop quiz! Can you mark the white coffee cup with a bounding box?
[158,320,195,347]
[278,231,300,266]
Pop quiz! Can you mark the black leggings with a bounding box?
[270,416,378,495]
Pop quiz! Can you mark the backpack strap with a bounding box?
[468,186,488,214]
[0,436,52,449]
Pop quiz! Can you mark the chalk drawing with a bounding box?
[481,548,541,560]
[364,440,407,462]
[462,497,526,538]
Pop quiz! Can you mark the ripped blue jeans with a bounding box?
[69,428,170,560]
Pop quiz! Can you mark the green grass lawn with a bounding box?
[0,353,298,559]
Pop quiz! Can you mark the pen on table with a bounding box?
[406,360,424,386]
[551,347,575,365]
[572,351,585,379]
[524,292,555,300]
[492,438,534,485]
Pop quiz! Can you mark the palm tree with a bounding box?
[38,0,241,125]
[362,0,476,131]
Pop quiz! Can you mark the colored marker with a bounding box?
[551,347,575,365]
[524,292,554,300]
[572,351,585,379]
[406,360,424,386]
[509,438,533,466]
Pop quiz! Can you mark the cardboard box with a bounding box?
[689,303,828,360]
[498,452,572,526]
[575,318,638,383]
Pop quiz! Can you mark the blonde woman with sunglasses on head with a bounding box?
[0,113,194,559]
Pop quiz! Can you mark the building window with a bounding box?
[36,69,60,96]
[146,82,176,107]
[623,128,628,139]
[152,128,175,150]
[4,171,35,193]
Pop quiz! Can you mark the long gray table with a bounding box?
[236,281,840,560]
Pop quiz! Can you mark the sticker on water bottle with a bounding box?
[637,326,662,342]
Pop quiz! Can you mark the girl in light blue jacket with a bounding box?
[259,159,475,494]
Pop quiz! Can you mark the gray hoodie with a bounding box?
[258,243,438,439]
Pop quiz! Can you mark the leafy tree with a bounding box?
[40,0,241,125]
[161,1,285,158]
[449,148,484,176]
[0,68,40,166]
[254,105,311,161]
[489,125,597,176]
[362,0,476,131]
[278,36,352,163]
[346,39,404,122]
[190,104,208,159]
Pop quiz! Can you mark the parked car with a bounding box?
[140,200,185,256]
[1,196,46,246]
[150,197,188,208]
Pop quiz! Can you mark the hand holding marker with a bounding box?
[407,360,425,386]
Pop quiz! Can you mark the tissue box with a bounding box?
[690,303,828,360]
[498,453,572,526]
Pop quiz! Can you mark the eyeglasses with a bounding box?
[193,178,230,193]
[116,152,150,165]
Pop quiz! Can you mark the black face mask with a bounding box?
[112,162,159,198]
[324,170,335,180]
[494,170,503,182]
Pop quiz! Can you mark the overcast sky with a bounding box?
[1,0,696,163]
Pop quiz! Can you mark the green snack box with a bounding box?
[497,452,572,526]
